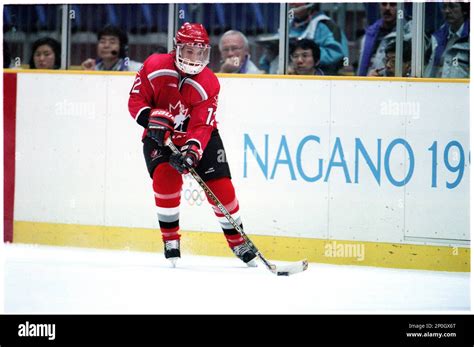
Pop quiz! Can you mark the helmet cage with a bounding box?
[175,41,211,75]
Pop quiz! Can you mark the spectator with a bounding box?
[218,30,264,74]
[288,3,348,75]
[81,25,141,71]
[288,38,324,75]
[29,37,61,69]
[368,40,412,77]
[357,3,412,76]
[424,2,470,78]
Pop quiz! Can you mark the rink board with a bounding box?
[4,70,470,271]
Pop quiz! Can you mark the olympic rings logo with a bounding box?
[183,188,206,206]
[183,175,206,206]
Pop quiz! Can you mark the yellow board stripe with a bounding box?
[13,221,469,272]
[3,68,469,83]
[215,73,470,83]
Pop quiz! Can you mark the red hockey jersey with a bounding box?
[128,52,220,150]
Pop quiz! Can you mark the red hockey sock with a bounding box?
[205,177,245,248]
[153,163,183,241]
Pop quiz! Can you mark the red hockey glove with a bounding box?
[147,109,175,147]
[169,141,203,174]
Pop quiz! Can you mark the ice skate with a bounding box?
[164,240,180,267]
[232,243,258,267]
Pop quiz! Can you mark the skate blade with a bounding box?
[168,257,179,268]
[246,258,258,268]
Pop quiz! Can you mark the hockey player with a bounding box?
[128,22,257,267]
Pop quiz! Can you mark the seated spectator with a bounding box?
[81,25,141,71]
[358,2,412,76]
[368,40,411,77]
[424,2,470,78]
[218,30,264,74]
[288,39,324,75]
[29,37,61,69]
[288,3,348,75]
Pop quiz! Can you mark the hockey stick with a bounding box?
[166,139,308,276]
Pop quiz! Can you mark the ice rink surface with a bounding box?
[3,243,470,314]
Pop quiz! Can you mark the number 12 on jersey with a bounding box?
[206,107,216,125]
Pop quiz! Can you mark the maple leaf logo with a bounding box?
[169,100,190,131]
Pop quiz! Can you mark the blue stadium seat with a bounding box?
[140,4,153,28]
[145,4,168,32]
[35,5,58,31]
[105,4,119,26]
[70,5,82,32]
[4,5,59,32]
[34,5,47,28]
[267,3,280,33]
[74,5,108,32]
[3,6,12,29]
[214,4,226,28]
[110,4,167,34]
[207,3,274,35]
[3,5,32,32]
[3,3,279,35]
[251,4,265,31]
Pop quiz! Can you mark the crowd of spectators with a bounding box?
[3,2,470,78]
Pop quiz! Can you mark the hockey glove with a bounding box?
[147,109,175,146]
[169,141,202,174]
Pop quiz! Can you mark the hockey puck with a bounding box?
[277,271,289,276]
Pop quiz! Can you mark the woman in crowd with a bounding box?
[29,37,61,69]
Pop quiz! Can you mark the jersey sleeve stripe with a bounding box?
[147,69,179,82]
[184,78,208,101]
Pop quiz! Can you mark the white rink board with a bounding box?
[15,73,108,225]
[327,80,407,243]
[103,77,155,228]
[218,77,332,239]
[404,82,470,242]
[13,73,470,247]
